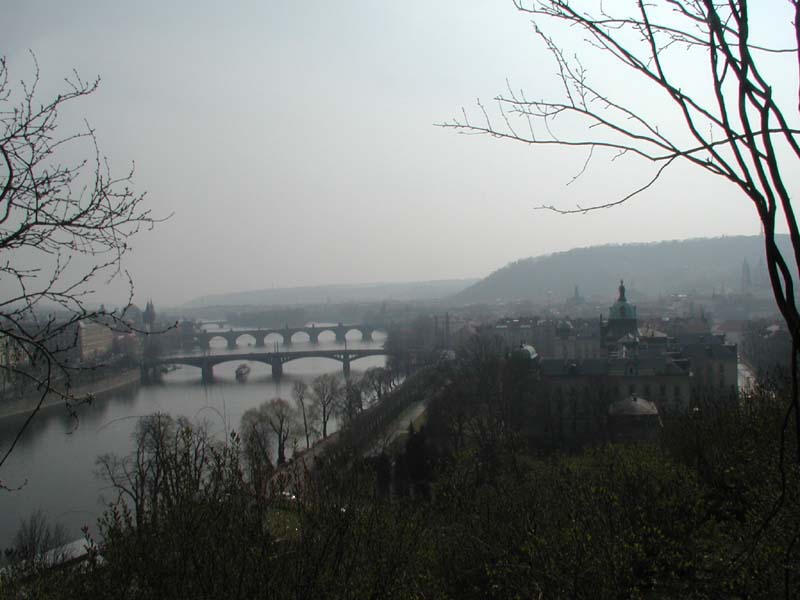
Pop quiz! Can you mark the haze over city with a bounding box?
[5,1,800,597]
[3,0,780,306]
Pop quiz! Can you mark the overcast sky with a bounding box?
[4,1,786,306]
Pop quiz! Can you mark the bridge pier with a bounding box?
[141,364,152,384]
[271,360,283,379]
[201,362,214,384]
[361,329,373,342]
[255,335,265,348]
[342,355,351,378]
[309,326,319,344]
[282,330,292,347]
[226,335,236,350]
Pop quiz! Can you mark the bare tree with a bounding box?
[263,397,298,465]
[362,366,396,404]
[96,414,226,527]
[7,509,68,569]
[0,54,163,485]
[337,374,365,424]
[241,397,299,468]
[310,373,342,439]
[292,379,316,449]
[441,1,800,460]
[239,407,274,495]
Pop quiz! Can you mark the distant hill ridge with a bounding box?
[453,235,788,304]
[184,278,479,307]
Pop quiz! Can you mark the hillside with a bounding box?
[184,278,479,308]
[453,235,788,304]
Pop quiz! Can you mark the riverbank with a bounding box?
[0,369,141,420]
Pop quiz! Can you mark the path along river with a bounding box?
[0,326,387,548]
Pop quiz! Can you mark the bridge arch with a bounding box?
[342,328,363,341]
[208,356,274,368]
[234,333,257,347]
[340,326,386,342]
[289,330,312,344]
[206,334,230,349]
[345,327,382,341]
[348,353,385,364]
[280,354,344,370]
[313,328,338,343]
[263,332,285,347]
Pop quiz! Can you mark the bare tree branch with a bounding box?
[442,2,800,586]
[0,53,167,485]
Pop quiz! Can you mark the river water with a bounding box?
[0,326,386,548]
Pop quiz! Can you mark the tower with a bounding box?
[143,300,156,332]
[605,280,638,341]
[741,258,752,291]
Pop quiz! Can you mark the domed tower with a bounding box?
[605,280,638,341]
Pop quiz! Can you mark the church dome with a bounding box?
[609,280,637,320]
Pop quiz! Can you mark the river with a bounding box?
[0,326,387,548]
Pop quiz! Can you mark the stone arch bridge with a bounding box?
[143,348,390,383]
[194,323,385,350]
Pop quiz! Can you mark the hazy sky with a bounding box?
[4,1,786,306]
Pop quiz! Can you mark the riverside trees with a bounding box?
[241,397,298,467]
[310,373,341,439]
[241,368,395,471]
[292,380,315,449]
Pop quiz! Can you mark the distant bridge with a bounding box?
[192,323,386,350]
[143,348,390,382]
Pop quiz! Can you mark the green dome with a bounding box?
[609,280,637,320]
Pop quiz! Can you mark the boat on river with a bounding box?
[235,363,251,383]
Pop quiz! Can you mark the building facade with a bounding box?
[495,280,739,447]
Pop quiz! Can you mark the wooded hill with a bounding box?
[453,235,787,304]
[184,279,478,308]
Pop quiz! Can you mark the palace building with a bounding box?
[492,280,738,446]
